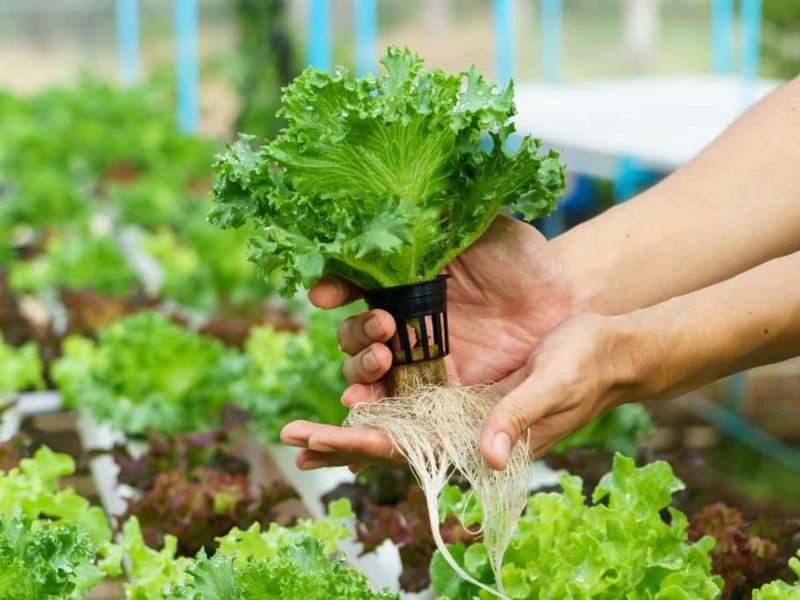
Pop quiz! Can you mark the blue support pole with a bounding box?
[493,0,515,85]
[539,0,562,84]
[354,0,377,76]
[175,0,198,134]
[676,396,800,475]
[307,0,331,71]
[711,0,734,75]
[116,0,140,86]
[740,0,762,106]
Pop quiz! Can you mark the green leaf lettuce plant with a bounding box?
[431,454,724,600]
[210,46,564,294]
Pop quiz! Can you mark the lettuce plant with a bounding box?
[243,307,352,441]
[432,454,723,599]
[53,312,260,434]
[211,46,564,294]
[123,499,397,599]
[0,335,43,397]
[0,447,122,597]
[753,550,800,599]
[553,404,653,456]
[0,516,99,600]
[9,234,140,298]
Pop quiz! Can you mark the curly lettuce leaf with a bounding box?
[0,516,102,600]
[432,454,723,599]
[553,404,653,456]
[243,306,353,441]
[172,537,397,600]
[753,550,800,599]
[124,499,395,600]
[0,336,43,396]
[211,47,565,294]
[8,234,140,298]
[53,312,261,435]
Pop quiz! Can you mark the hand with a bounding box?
[478,313,642,466]
[281,216,577,470]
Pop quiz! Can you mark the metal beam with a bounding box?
[116,0,140,86]
[175,0,199,134]
[307,0,331,71]
[354,0,377,76]
[493,0,515,85]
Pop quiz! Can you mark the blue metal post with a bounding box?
[354,0,377,76]
[175,0,198,134]
[493,0,514,85]
[676,396,800,475]
[539,0,562,84]
[116,0,140,86]
[740,0,762,106]
[307,0,331,70]
[711,0,734,75]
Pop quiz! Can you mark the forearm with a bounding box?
[553,76,800,315]
[615,250,800,402]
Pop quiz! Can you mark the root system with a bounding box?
[346,378,530,599]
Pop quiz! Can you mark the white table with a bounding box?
[514,75,781,178]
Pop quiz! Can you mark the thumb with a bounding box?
[480,378,555,470]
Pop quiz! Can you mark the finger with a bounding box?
[308,275,362,309]
[282,421,399,464]
[307,425,397,462]
[337,310,395,355]
[480,381,558,470]
[280,420,318,448]
[296,449,352,470]
[341,382,387,407]
[342,343,393,384]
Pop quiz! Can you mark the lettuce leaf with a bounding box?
[753,550,800,599]
[0,516,101,600]
[0,447,121,597]
[53,312,261,435]
[171,537,397,600]
[210,46,565,294]
[432,454,723,599]
[9,234,140,298]
[123,499,396,600]
[0,336,43,396]
[553,404,653,456]
[243,307,352,441]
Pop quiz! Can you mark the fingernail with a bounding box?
[364,316,383,339]
[362,350,378,372]
[492,432,511,467]
[300,459,328,470]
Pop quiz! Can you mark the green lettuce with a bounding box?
[9,234,139,298]
[123,499,396,599]
[0,336,43,397]
[243,306,352,441]
[52,312,258,434]
[553,404,654,456]
[210,46,564,294]
[753,550,800,599]
[0,447,122,598]
[432,454,723,599]
[0,516,101,599]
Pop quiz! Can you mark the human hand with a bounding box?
[281,216,577,470]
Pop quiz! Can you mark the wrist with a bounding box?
[551,224,620,316]
[602,310,669,406]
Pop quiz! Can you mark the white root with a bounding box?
[346,384,530,599]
